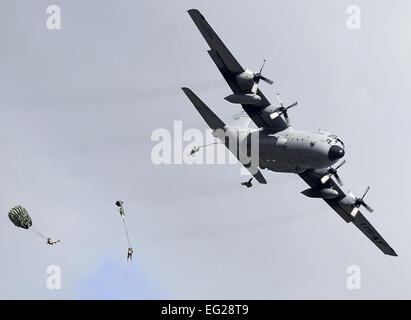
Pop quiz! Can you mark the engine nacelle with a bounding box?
[225,94,261,105]
[301,187,339,199]
[236,68,255,82]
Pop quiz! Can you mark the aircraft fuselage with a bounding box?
[223,126,345,174]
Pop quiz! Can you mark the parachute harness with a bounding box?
[31,226,47,239]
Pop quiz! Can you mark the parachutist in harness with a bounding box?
[189,142,223,157]
[189,145,201,156]
[115,201,125,219]
[127,247,133,261]
[115,201,133,261]
[241,178,253,188]
[47,238,60,245]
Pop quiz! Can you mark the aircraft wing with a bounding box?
[298,170,397,256]
[188,9,288,132]
[182,87,267,184]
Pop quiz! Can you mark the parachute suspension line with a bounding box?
[189,141,223,156]
[30,225,46,239]
[201,142,222,148]
[122,217,131,248]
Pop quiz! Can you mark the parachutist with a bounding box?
[120,207,125,219]
[115,201,133,261]
[46,238,60,245]
[189,145,200,156]
[127,247,133,261]
[116,201,125,218]
[241,178,253,188]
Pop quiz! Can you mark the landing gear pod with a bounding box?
[301,188,339,199]
[224,93,261,105]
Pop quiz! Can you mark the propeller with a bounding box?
[320,160,346,186]
[350,186,374,217]
[253,59,274,85]
[269,93,298,125]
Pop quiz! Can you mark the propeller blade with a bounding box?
[285,117,290,126]
[363,203,374,213]
[260,76,274,85]
[259,59,266,74]
[276,94,283,107]
[283,111,290,125]
[334,173,343,186]
[335,160,346,170]
[286,102,298,110]
[348,191,355,198]
[362,186,370,199]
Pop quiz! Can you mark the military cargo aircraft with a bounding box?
[182,9,397,256]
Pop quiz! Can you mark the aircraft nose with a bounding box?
[328,145,345,161]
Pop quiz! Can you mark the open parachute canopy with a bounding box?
[9,205,32,230]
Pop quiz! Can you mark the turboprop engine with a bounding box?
[225,60,273,106]
[236,62,273,85]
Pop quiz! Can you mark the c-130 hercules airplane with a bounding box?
[182,9,396,256]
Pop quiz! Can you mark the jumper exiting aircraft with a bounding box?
[182,9,397,256]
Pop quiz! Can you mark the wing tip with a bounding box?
[387,250,398,257]
[187,9,200,17]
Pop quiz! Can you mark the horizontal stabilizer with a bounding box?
[181,87,225,130]
[182,87,267,184]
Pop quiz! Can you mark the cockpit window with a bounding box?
[336,138,345,147]
[326,134,344,147]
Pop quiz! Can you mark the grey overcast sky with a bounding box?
[0,0,410,299]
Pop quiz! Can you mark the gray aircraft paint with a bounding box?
[0,0,409,299]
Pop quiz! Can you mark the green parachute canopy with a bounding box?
[9,205,32,230]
